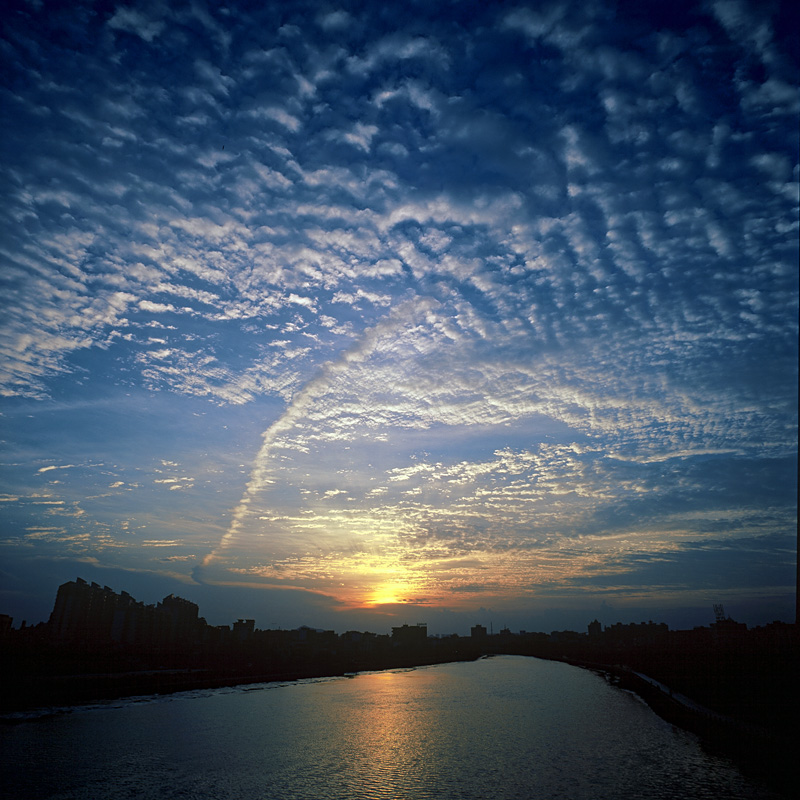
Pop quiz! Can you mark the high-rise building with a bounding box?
[391,623,427,645]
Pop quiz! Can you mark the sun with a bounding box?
[367,584,405,606]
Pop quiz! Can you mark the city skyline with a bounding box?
[1,0,797,634]
[5,575,771,639]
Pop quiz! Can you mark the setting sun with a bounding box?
[367,585,406,607]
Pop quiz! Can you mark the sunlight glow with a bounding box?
[367,585,406,606]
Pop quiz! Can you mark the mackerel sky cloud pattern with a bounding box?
[0,0,796,631]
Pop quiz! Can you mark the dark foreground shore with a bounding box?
[559,657,794,799]
[0,652,476,718]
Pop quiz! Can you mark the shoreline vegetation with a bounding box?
[2,580,796,797]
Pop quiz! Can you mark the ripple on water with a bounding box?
[0,657,784,800]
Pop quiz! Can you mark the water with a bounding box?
[0,656,781,799]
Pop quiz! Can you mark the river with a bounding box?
[0,655,782,799]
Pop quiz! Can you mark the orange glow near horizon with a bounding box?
[209,523,695,617]
[365,583,410,606]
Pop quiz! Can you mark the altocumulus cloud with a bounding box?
[0,0,796,630]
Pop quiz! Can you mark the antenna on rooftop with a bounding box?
[713,604,726,623]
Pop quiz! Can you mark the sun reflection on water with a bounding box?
[336,670,443,798]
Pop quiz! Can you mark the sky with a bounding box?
[1,0,797,636]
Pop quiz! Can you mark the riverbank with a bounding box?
[557,656,793,798]
[0,652,480,719]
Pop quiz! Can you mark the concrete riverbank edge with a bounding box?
[555,656,793,798]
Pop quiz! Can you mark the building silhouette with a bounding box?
[48,578,203,651]
[232,618,255,640]
[391,623,427,645]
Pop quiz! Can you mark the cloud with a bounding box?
[318,11,352,31]
[329,122,379,152]
[107,7,167,42]
[249,106,303,132]
[347,35,450,76]
[710,0,776,63]
[1,0,796,625]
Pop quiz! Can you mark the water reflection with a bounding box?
[335,671,442,798]
[0,658,782,800]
